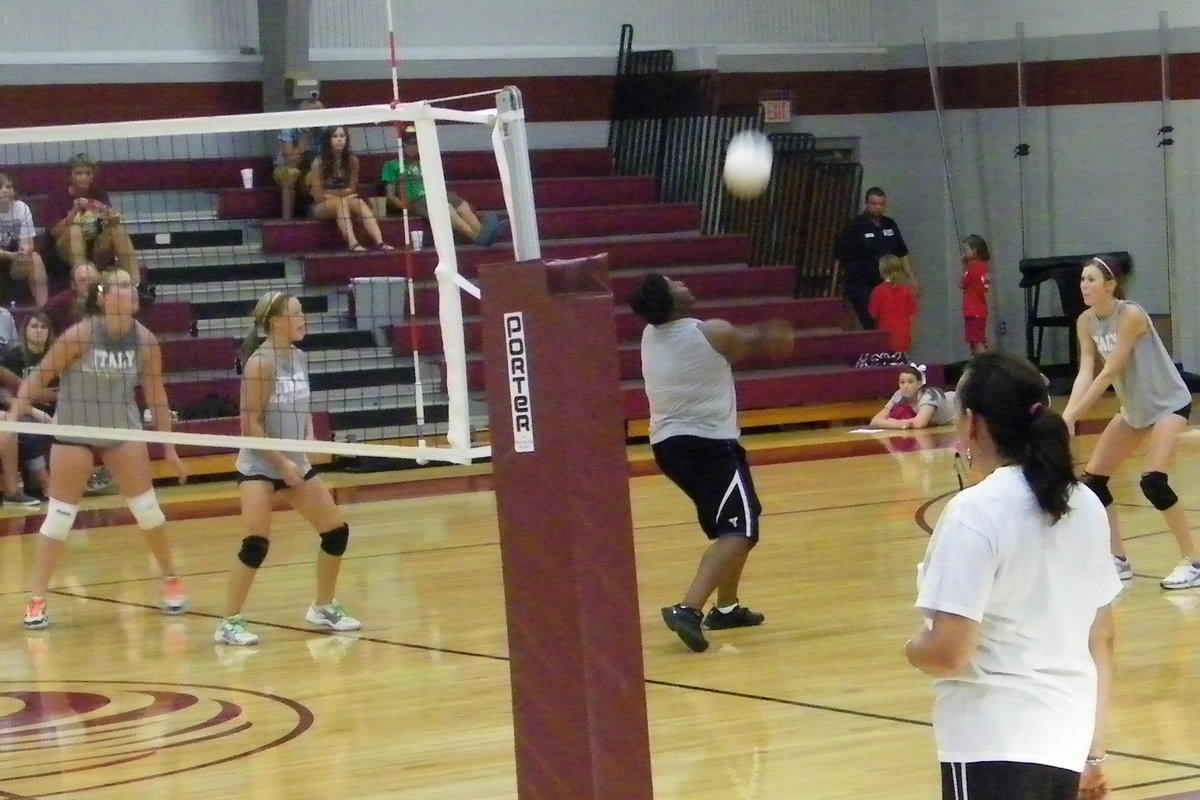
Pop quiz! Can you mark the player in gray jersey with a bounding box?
[214,291,360,646]
[12,268,188,629]
[1062,254,1200,590]
[630,273,793,653]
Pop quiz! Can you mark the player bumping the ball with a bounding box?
[629,273,793,652]
[213,291,361,646]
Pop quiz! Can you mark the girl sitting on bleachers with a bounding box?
[307,127,392,253]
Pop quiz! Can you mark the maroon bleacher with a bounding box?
[261,203,700,252]
[302,234,754,286]
[139,302,193,336]
[217,175,658,220]
[159,337,238,373]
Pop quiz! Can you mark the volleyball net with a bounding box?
[0,87,540,468]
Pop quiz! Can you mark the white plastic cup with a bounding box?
[411,230,424,250]
[240,168,254,189]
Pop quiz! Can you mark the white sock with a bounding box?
[717,603,738,614]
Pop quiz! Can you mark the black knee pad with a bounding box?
[1081,473,1113,507]
[319,523,349,556]
[1140,471,1178,511]
[238,535,270,569]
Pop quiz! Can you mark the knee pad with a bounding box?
[238,535,271,569]
[319,523,349,556]
[39,498,79,541]
[1140,471,1178,511]
[1080,473,1113,507]
[127,489,166,530]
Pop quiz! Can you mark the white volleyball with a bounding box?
[722,131,773,199]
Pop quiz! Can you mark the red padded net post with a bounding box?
[479,255,653,800]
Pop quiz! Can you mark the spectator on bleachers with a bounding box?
[0,307,43,506]
[47,153,141,286]
[0,415,40,507]
[307,126,392,252]
[0,174,49,307]
[870,364,956,430]
[1,312,57,497]
[274,97,325,221]
[381,126,502,246]
[44,261,99,336]
[0,302,25,399]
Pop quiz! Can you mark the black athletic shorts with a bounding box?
[1173,401,1192,421]
[651,435,761,544]
[941,761,1079,800]
[236,467,317,492]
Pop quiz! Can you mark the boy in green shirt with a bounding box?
[380,127,501,246]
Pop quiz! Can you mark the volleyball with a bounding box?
[723,131,773,199]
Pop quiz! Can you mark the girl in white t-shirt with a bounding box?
[905,352,1121,800]
[869,364,956,430]
[0,174,49,306]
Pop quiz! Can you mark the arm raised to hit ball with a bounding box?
[698,318,793,364]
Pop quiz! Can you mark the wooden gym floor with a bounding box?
[1,399,1198,799]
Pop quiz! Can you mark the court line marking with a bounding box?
[41,589,1200,781]
[644,679,1200,774]
[0,541,500,598]
[15,481,1197,786]
[1115,774,1200,796]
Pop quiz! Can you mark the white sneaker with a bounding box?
[213,616,259,646]
[304,602,362,632]
[1160,560,1200,590]
[1113,555,1134,581]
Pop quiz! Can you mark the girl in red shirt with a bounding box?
[961,234,991,355]
[868,254,917,352]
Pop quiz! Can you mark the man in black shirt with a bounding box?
[833,187,918,330]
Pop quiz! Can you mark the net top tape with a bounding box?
[0,417,479,465]
[0,102,497,146]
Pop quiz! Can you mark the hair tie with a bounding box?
[1029,402,1046,419]
[257,291,284,330]
[911,363,927,385]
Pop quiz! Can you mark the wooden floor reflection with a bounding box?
[1,419,1198,799]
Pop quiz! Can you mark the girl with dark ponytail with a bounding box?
[904,352,1120,800]
[956,352,1074,520]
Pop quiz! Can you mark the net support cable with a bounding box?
[922,28,962,248]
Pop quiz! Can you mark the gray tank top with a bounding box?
[1086,300,1190,429]
[641,318,739,444]
[236,345,313,478]
[55,318,144,444]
